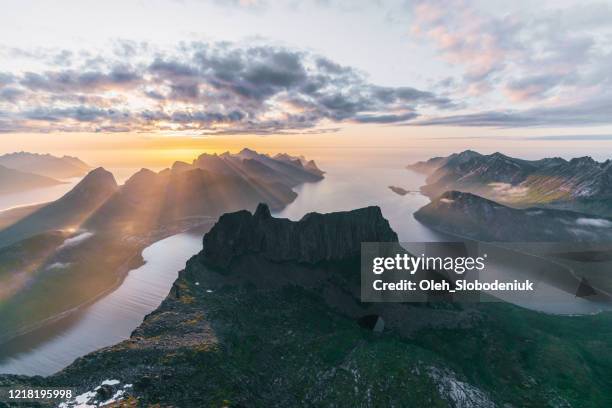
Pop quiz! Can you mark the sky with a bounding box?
[1,0,612,166]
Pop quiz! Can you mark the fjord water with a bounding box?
[0,178,81,212]
[0,152,609,376]
[0,231,203,376]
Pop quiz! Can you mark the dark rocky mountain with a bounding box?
[202,203,398,268]
[3,205,610,407]
[0,164,64,194]
[0,152,90,179]
[408,150,612,216]
[414,190,612,242]
[0,168,118,248]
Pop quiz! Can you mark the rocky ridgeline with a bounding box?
[201,203,398,269]
[414,190,612,241]
[409,151,612,216]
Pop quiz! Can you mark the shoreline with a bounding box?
[0,217,215,357]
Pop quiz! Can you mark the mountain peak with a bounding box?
[254,202,272,220]
[123,168,158,187]
[237,148,263,160]
[569,156,596,166]
[0,151,90,178]
[73,167,117,191]
[239,147,258,154]
[201,205,397,269]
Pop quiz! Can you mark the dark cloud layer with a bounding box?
[0,42,451,134]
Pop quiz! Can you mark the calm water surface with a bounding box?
[0,231,203,376]
[0,159,610,376]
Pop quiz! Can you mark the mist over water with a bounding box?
[0,167,149,212]
[0,178,81,212]
[0,149,609,376]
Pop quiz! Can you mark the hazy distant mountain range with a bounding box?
[0,149,323,343]
[0,164,65,194]
[408,150,612,216]
[0,152,90,179]
[0,152,91,195]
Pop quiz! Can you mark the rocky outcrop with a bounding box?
[201,203,398,269]
[414,190,612,241]
[389,185,409,196]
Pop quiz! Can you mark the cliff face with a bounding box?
[414,190,612,242]
[201,203,398,269]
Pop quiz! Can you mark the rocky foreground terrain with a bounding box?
[1,204,611,407]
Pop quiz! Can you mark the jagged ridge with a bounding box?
[201,203,398,268]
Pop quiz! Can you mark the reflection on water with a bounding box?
[0,231,203,376]
[274,163,447,242]
[1,158,610,376]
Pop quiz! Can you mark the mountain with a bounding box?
[202,203,397,268]
[414,190,612,242]
[0,203,45,230]
[408,151,612,216]
[407,149,481,175]
[0,150,323,344]
[84,165,299,236]
[0,148,322,243]
[0,152,90,179]
[3,204,611,407]
[0,164,64,194]
[182,148,324,187]
[0,168,118,248]
[84,148,322,235]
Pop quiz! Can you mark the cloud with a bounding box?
[576,218,612,228]
[524,134,612,141]
[409,0,612,108]
[0,41,452,134]
[412,97,612,128]
[21,67,141,93]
